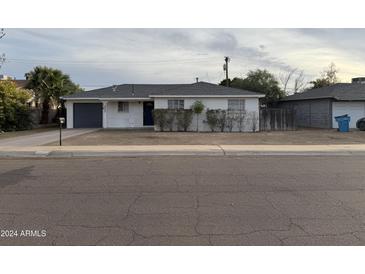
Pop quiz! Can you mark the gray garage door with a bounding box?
[73,103,103,128]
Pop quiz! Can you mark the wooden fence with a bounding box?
[259,108,296,131]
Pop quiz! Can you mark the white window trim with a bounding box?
[168,99,184,110]
[118,101,129,113]
[228,99,246,111]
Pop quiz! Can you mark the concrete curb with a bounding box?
[1,144,365,158]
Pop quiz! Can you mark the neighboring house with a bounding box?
[280,78,365,129]
[61,81,264,131]
[0,74,13,80]
[12,79,29,89]
[0,75,29,89]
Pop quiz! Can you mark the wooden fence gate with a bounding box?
[259,108,296,131]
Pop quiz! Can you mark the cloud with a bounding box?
[1,29,365,89]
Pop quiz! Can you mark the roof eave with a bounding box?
[149,94,265,98]
[280,96,334,102]
[60,97,151,101]
[62,94,265,100]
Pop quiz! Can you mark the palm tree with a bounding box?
[25,66,82,124]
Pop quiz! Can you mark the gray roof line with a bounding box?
[62,81,264,99]
[281,83,365,101]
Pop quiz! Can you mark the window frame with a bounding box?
[228,99,245,112]
[118,101,129,113]
[168,99,184,110]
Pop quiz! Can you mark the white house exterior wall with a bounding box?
[65,100,101,129]
[154,97,259,111]
[65,97,260,131]
[65,101,74,128]
[154,97,260,132]
[106,101,144,128]
[65,100,146,128]
[332,101,365,128]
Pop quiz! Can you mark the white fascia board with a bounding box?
[100,98,151,101]
[149,94,265,98]
[61,95,265,100]
[61,97,151,101]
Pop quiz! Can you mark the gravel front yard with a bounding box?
[44,128,365,146]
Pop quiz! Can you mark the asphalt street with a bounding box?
[0,155,365,245]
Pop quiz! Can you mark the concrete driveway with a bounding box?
[0,129,98,146]
[0,155,365,245]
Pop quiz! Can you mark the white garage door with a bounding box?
[332,102,365,128]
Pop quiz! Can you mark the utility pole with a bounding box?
[223,56,230,87]
[0,29,6,71]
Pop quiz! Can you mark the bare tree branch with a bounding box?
[0,28,5,39]
[279,68,297,94]
[323,62,338,84]
[293,70,307,93]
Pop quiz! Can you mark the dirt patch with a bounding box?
[44,128,365,146]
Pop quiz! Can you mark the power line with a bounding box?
[5,56,219,65]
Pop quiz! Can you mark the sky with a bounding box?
[1,28,365,91]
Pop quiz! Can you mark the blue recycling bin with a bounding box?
[335,114,351,132]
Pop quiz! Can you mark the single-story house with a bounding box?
[61,81,264,131]
[279,80,365,129]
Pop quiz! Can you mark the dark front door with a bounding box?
[73,103,103,128]
[143,101,154,126]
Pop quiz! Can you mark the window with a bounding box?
[228,99,245,111]
[168,99,184,109]
[118,102,129,112]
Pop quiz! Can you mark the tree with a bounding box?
[219,77,246,90]
[219,78,230,87]
[0,80,32,131]
[279,69,297,94]
[310,63,338,89]
[293,70,306,93]
[25,66,83,124]
[279,69,307,94]
[191,100,204,131]
[221,70,285,105]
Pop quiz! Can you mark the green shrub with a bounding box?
[248,111,258,132]
[153,109,167,131]
[176,109,193,132]
[14,106,33,130]
[205,109,219,132]
[216,109,227,132]
[236,111,246,132]
[0,80,33,131]
[191,101,205,131]
[165,110,176,131]
[226,111,238,132]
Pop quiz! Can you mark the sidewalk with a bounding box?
[1,144,365,157]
